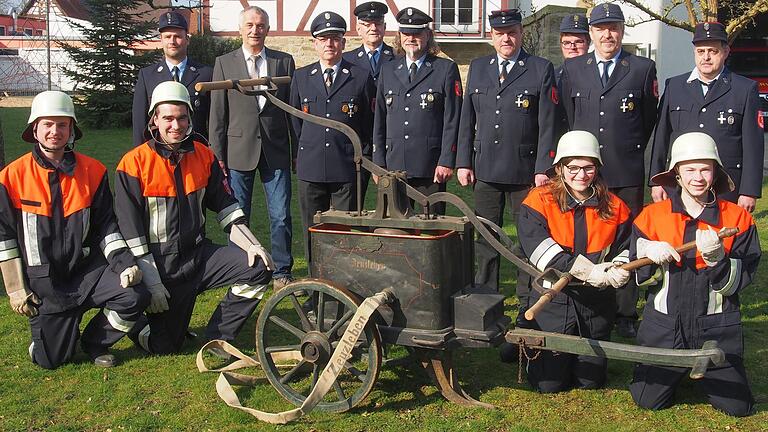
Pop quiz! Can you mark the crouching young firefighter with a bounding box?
[115,81,273,355]
[516,131,632,392]
[0,91,149,369]
[629,132,760,417]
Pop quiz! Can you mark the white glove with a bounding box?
[696,228,724,267]
[119,265,143,288]
[605,264,630,288]
[1,257,39,317]
[146,283,170,314]
[134,255,168,313]
[637,238,680,265]
[247,244,275,270]
[230,223,274,270]
[9,289,39,317]
[570,255,611,288]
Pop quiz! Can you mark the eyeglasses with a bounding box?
[561,40,587,48]
[564,164,597,175]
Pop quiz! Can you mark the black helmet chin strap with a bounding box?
[35,124,76,153]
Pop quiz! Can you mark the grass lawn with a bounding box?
[1,106,767,431]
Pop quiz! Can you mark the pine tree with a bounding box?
[60,0,158,128]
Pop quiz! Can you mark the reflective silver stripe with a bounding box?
[529,237,564,271]
[597,245,610,263]
[29,342,34,361]
[82,207,90,241]
[22,212,41,266]
[138,324,151,352]
[707,289,724,315]
[230,283,268,300]
[0,239,20,260]
[101,233,127,257]
[611,249,630,264]
[713,258,742,298]
[652,265,670,314]
[147,197,168,243]
[0,239,18,250]
[217,203,244,228]
[196,187,206,224]
[103,308,135,333]
[0,247,19,261]
[126,236,149,257]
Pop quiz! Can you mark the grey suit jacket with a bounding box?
[209,47,297,171]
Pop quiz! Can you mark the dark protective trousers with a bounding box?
[521,287,616,393]
[472,180,529,292]
[406,177,446,215]
[609,185,643,321]
[298,180,356,261]
[29,268,150,369]
[630,357,755,417]
[132,242,272,355]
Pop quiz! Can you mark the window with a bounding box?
[0,26,5,36]
[24,28,33,36]
[436,0,478,32]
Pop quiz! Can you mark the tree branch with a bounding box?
[725,0,768,43]
[619,0,695,31]
[682,0,699,25]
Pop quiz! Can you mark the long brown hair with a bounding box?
[547,162,615,220]
[393,29,441,57]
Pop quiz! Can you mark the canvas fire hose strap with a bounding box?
[196,289,394,424]
[524,227,740,321]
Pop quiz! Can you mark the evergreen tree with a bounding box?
[60,0,158,128]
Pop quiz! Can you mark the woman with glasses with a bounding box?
[516,131,632,393]
[629,132,760,417]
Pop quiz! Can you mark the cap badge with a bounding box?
[408,8,413,16]
[325,12,330,19]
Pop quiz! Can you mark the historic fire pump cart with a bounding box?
[195,76,727,422]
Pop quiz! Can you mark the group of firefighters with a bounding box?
[0,1,763,418]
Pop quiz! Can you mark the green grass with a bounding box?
[1,106,767,431]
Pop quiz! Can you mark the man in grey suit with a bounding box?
[209,6,296,289]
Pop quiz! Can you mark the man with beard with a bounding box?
[372,7,462,215]
[132,10,212,146]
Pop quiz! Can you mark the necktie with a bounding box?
[249,55,265,109]
[172,66,180,82]
[599,60,611,87]
[369,50,379,74]
[408,62,418,83]
[248,55,261,79]
[499,60,510,84]
[324,68,334,90]
[700,79,713,97]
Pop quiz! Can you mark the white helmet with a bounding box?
[148,81,193,116]
[22,91,82,144]
[651,132,734,193]
[549,130,602,173]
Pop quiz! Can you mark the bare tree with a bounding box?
[603,0,768,43]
